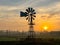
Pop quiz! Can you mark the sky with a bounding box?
[0,0,60,32]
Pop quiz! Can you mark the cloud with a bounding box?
[25,0,60,7]
[0,0,60,19]
[36,2,60,19]
[0,0,60,31]
[0,0,26,6]
[0,0,59,7]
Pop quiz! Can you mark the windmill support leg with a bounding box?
[28,25,35,38]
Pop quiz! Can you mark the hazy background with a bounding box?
[0,0,60,32]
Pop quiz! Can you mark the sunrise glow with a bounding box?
[0,0,60,32]
[43,26,48,30]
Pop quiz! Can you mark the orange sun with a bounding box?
[43,26,48,30]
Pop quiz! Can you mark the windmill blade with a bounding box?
[26,17,30,22]
[32,9,35,12]
[30,8,35,12]
[32,17,35,20]
[33,12,36,14]
[26,17,28,20]
[28,7,31,12]
[31,8,33,12]
[31,8,35,12]
[26,7,31,13]
[25,12,28,15]
[26,7,30,12]
[33,15,36,17]
[31,12,36,15]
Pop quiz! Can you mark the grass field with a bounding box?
[0,36,27,41]
[0,36,60,41]
[0,37,17,41]
[0,37,60,45]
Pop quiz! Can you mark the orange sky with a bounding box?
[0,14,60,32]
[34,14,60,32]
[0,0,60,32]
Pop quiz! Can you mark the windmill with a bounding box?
[20,7,36,38]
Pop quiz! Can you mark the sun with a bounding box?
[43,26,48,30]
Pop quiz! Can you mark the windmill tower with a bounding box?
[20,7,36,38]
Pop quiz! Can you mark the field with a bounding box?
[0,32,60,45]
[0,36,60,45]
